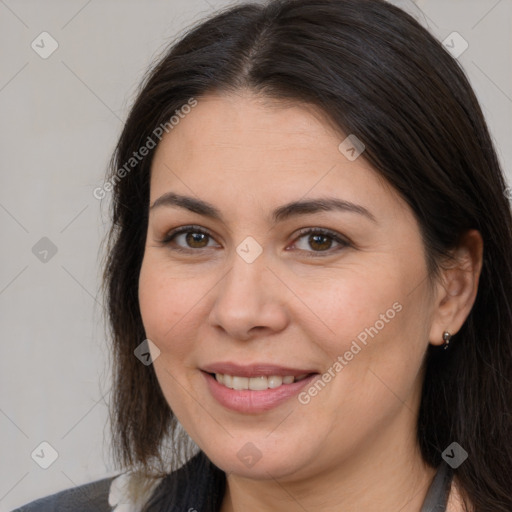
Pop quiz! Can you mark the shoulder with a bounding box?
[12,475,118,512]
[12,451,225,512]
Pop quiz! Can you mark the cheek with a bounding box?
[138,256,193,356]
[292,266,405,358]
[138,257,204,417]
[138,253,222,369]
[298,263,429,410]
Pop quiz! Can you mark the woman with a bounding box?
[15,0,512,510]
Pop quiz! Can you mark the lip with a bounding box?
[201,369,319,414]
[201,362,318,378]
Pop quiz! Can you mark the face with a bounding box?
[138,91,436,482]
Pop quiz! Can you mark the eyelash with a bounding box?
[159,225,351,258]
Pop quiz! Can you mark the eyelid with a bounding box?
[159,225,351,255]
[289,227,351,256]
[159,225,219,248]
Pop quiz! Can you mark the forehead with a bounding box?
[154,92,342,166]
[149,91,406,219]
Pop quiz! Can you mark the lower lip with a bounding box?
[202,371,319,414]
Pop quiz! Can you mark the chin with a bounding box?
[203,439,316,481]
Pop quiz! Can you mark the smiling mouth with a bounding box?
[201,369,320,413]
[207,372,314,391]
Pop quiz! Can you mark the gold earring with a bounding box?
[442,331,452,350]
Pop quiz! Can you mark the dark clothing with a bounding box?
[12,475,115,512]
[13,451,452,511]
[12,451,224,512]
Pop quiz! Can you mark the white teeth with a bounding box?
[213,373,310,390]
[232,376,249,390]
[268,376,283,388]
[223,374,233,388]
[248,376,268,391]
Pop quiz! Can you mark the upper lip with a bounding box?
[201,362,318,378]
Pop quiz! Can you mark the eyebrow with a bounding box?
[150,192,376,224]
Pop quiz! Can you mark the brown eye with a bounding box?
[184,232,209,248]
[307,233,333,251]
[291,228,350,256]
[160,226,219,252]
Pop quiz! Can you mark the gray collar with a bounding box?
[420,462,454,512]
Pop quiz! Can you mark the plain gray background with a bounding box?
[1,0,511,509]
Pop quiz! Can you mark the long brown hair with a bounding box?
[101,0,512,509]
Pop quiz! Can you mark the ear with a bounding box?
[428,229,483,346]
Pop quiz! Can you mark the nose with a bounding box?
[207,250,290,341]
